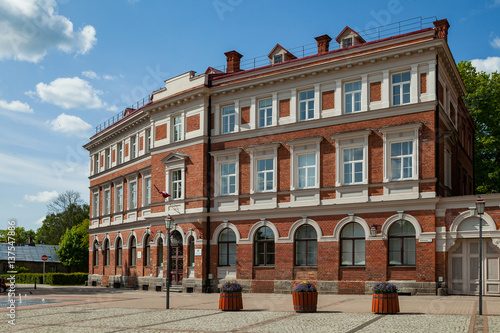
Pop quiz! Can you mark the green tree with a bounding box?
[0,227,36,244]
[458,61,500,193]
[35,191,89,245]
[56,219,89,272]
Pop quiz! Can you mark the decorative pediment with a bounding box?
[267,43,297,64]
[205,66,224,75]
[161,152,189,164]
[335,26,366,48]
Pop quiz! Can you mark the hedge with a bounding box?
[0,273,87,285]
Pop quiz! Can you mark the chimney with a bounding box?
[315,34,333,54]
[433,19,450,42]
[224,50,243,73]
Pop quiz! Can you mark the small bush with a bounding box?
[0,273,87,285]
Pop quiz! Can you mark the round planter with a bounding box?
[372,293,400,314]
[219,292,243,311]
[292,291,318,313]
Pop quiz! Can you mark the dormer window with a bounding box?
[268,44,296,65]
[336,26,366,49]
[342,37,352,48]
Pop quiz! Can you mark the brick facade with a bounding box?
[86,19,499,297]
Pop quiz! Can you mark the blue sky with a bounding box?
[1,0,499,232]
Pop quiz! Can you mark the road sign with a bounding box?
[41,255,48,262]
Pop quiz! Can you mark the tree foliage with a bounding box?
[0,227,36,244]
[458,61,500,193]
[35,191,89,245]
[56,219,89,271]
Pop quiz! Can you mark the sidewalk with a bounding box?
[0,285,496,332]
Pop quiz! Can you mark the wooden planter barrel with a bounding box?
[292,292,318,313]
[219,292,243,311]
[372,293,400,314]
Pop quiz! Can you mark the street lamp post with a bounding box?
[476,196,486,316]
[165,214,175,310]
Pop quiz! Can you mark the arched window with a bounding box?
[188,236,195,267]
[295,225,317,266]
[93,240,99,266]
[254,226,275,266]
[144,234,150,267]
[116,238,122,266]
[340,223,365,266]
[103,239,110,266]
[388,220,416,265]
[129,236,137,266]
[157,237,163,267]
[218,228,236,266]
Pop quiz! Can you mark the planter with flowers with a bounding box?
[219,281,243,311]
[292,281,318,313]
[371,282,399,314]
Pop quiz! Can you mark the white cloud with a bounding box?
[471,57,500,74]
[34,216,45,225]
[30,77,107,109]
[0,99,33,113]
[0,152,90,196]
[491,37,500,50]
[24,190,59,203]
[0,0,97,63]
[82,71,116,81]
[82,70,98,79]
[49,113,92,137]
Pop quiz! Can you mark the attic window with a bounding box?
[274,54,283,64]
[342,38,352,48]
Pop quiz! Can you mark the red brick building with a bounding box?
[85,18,500,296]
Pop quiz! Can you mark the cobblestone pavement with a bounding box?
[0,285,499,332]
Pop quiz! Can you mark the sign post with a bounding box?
[41,255,48,285]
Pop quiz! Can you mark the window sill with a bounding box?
[253,265,275,268]
[340,265,366,268]
[388,265,416,268]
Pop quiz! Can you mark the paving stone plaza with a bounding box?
[1,285,498,332]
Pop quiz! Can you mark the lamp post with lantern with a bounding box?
[165,214,175,310]
[476,196,485,315]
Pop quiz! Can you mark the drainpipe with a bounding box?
[205,93,212,293]
[435,54,440,197]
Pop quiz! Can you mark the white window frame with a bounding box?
[342,147,364,185]
[130,135,137,159]
[258,98,273,128]
[221,105,236,134]
[117,142,123,165]
[145,129,151,153]
[344,80,362,114]
[298,89,315,121]
[342,37,352,48]
[103,187,111,215]
[93,154,99,175]
[143,174,152,206]
[172,115,183,142]
[379,123,421,183]
[391,71,411,106]
[163,154,187,202]
[287,137,322,191]
[104,149,110,169]
[247,143,279,194]
[332,130,371,187]
[389,141,414,181]
[211,148,241,197]
[92,190,99,218]
[114,183,123,213]
[128,178,138,209]
[172,169,183,199]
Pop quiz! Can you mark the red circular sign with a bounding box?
[41,255,48,261]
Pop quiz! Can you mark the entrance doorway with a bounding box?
[449,238,500,295]
[170,231,183,285]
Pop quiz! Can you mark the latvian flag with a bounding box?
[154,184,170,198]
